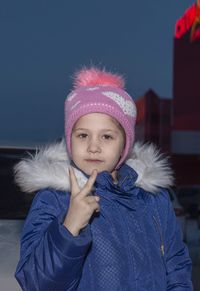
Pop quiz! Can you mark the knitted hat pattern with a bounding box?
[64,67,137,168]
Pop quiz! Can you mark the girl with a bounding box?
[15,67,193,290]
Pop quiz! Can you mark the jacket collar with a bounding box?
[95,164,138,191]
[14,139,173,194]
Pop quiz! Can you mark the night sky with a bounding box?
[0,0,195,146]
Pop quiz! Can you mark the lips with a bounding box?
[85,159,103,163]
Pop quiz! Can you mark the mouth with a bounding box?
[85,159,103,163]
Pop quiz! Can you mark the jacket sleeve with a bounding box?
[160,190,193,290]
[15,189,92,291]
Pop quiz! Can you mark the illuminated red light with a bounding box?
[175,2,200,41]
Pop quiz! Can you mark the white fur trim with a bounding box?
[14,140,173,194]
[126,142,174,192]
[14,140,87,193]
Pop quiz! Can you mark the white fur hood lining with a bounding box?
[14,140,173,194]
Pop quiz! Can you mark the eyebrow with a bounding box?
[72,128,88,132]
[73,128,118,133]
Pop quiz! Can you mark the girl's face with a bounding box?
[71,113,125,178]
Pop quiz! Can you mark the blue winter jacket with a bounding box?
[14,141,193,290]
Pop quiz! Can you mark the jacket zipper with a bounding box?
[152,215,167,271]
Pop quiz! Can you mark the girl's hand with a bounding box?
[63,167,100,236]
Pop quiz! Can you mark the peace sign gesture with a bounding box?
[63,167,100,236]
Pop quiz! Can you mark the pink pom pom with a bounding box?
[73,67,125,89]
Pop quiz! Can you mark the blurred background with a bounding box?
[0,0,200,290]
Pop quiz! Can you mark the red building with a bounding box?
[172,1,200,185]
[135,90,171,153]
[135,1,200,186]
[173,1,200,132]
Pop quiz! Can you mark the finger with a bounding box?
[69,167,80,196]
[85,195,100,204]
[79,170,97,198]
[89,200,100,213]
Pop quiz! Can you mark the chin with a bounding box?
[82,166,104,176]
[75,162,112,176]
[85,168,100,175]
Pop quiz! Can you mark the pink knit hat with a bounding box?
[64,67,137,168]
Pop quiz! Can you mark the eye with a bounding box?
[77,133,88,139]
[102,134,113,140]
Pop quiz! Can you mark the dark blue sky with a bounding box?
[0,0,194,146]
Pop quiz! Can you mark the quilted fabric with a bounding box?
[15,164,193,290]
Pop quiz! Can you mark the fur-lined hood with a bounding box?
[14,140,173,194]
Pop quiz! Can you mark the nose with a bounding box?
[87,137,101,153]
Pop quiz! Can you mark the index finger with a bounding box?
[78,169,98,198]
[69,167,80,196]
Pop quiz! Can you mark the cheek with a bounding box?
[107,144,124,160]
[71,140,82,159]
[114,140,125,154]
